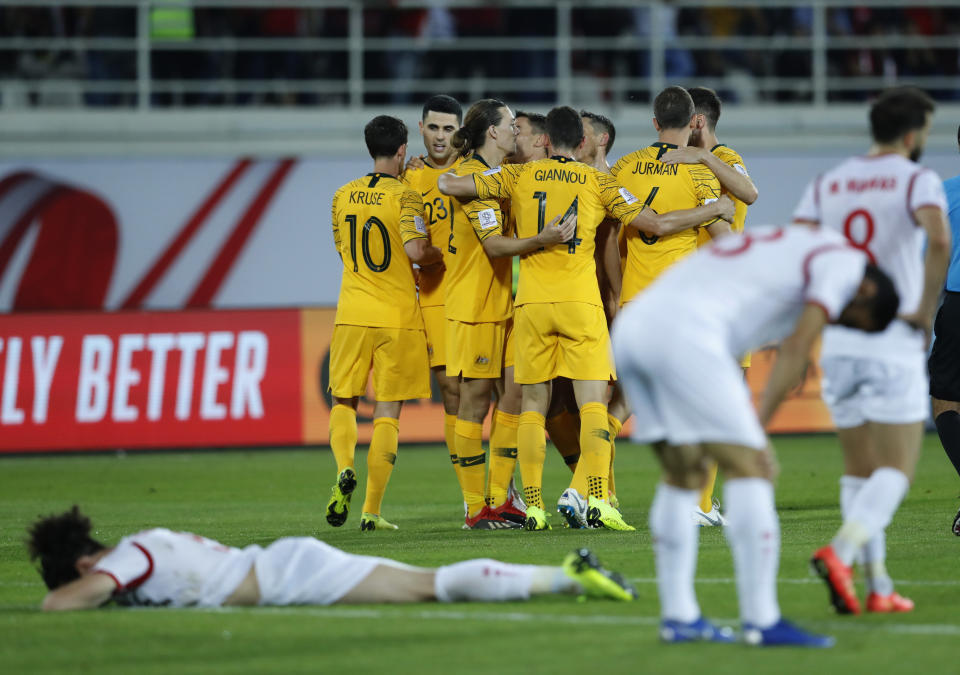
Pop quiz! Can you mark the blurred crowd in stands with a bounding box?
[2,4,959,107]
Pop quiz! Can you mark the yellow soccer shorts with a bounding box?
[446,318,507,379]
[513,302,615,384]
[328,324,431,401]
[421,305,447,368]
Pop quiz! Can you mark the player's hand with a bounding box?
[714,195,736,223]
[404,154,426,172]
[899,311,933,346]
[659,147,706,166]
[537,212,577,246]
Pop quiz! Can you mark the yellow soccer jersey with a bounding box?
[444,155,513,323]
[473,155,644,308]
[697,143,749,246]
[331,172,427,328]
[401,157,463,308]
[611,142,722,303]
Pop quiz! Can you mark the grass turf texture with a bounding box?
[1,435,956,674]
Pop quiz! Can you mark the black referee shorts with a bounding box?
[929,290,960,401]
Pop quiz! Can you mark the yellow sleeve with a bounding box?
[689,166,723,226]
[465,199,504,242]
[610,154,630,178]
[716,147,749,176]
[473,163,522,200]
[331,186,345,260]
[399,187,429,244]
[596,170,644,227]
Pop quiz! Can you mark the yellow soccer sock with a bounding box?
[570,402,610,501]
[607,413,623,499]
[328,404,358,473]
[444,413,466,490]
[700,461,720,513]
[488,410,520,507]
[546,410,581,473]
[485,406,499,506]
[455,419,487,517]
[518,411,547,509]
[361,417,399,516]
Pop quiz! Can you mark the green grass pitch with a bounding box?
[1,434,956,674]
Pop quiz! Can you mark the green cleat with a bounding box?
[325,468,357,527]
[523,505,552,531]
[563,548,637,601]
[360,512,399,531]
[586,496,635,531]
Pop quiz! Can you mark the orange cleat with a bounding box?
[810,545,862,615]
[866,592,914,613]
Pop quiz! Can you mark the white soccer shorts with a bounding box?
[820,351,928,429]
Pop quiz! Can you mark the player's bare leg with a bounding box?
[519,382,552,530]
[814,421,921,613]
[546,378,581,472]
[326,395,360,527]
[359,400,404,531]
[487,367,525,524]
[932,397,960,535]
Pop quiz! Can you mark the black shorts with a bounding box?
[929,291,960,401]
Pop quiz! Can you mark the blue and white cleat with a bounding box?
[742,618,834,648]
[660,617,735,644]
[557,488,589,529]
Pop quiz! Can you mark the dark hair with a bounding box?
[545,106,584,151]
[27,506,106,590]
[687,86,721,130]
[653,86,695,130]
[517,110,547,135]
[869,87,935,145]
[863,264,900,332]
[451,99,506,157]
[422,94,463,124]
[364,115,408,159]
[580,110,616,154]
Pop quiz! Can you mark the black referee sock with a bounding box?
[935,411,960,479]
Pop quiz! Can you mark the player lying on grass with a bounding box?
[27,506,635,610]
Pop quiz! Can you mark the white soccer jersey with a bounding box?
[793,154,947,316]
[92,528,260,608]
[620,226,868,360]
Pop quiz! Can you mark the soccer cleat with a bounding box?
[693,500,727,527]
[660,617,735,644]
[464,505,521,530]
[952,506,960,536]
[492,500,527,526]
[586,496,635,531]
[507,477,527,512]
[866,591,914,613]
[608,492,621,512]
[742,618,835,648]
[562,548,636,601]
[523,505,552,531]
[810,545,861,615]
[359,513,398,531]
[325,468,357,527]
[557,489,589,529]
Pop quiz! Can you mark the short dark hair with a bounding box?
[580,110,616,154]
[653,86,695,130]
[27,505,106,591]
[364,115,408,159]
[863,264,900,332]
[422,94,463,124]
[869,87,935,145]
[545,106,584,151]
[687,87,721,130]
[517,110,547,135]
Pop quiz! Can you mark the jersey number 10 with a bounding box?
[345,214,391,273]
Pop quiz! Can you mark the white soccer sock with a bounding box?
[839,475,867,566]
[862,532,894,596]
[831,467,909,566]
[649,482,701,623]
[723,478,781,629]
[434,559,535,602]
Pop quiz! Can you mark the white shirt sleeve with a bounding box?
[909,169,948,214]
[803,248,867,320]
[93,539,152,590]
[793,177,821,223]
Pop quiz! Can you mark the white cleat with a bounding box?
[693,500,727,527]
[557,488,590,529]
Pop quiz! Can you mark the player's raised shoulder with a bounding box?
[610,150,642,176]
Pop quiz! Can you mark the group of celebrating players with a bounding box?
[322,83,955,647]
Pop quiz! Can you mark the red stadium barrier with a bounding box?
[0,308,835,453]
